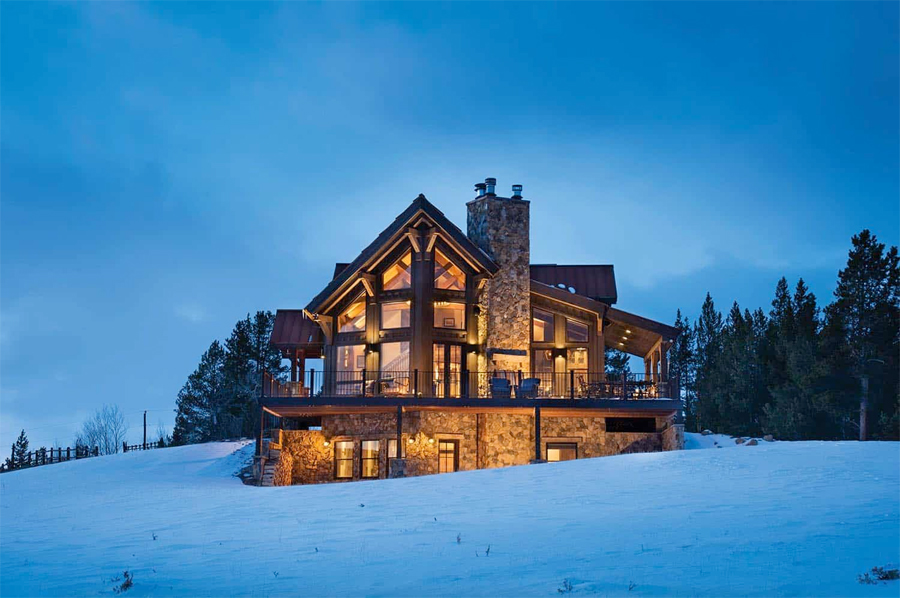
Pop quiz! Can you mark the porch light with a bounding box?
[428,438,435,444]
[626,329,632,334]
[407,437,414,444]
[618,342,624,346]
[323,440,330,447]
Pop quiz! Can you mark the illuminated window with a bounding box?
[434,302,465,330]
[335,345,365,395]
[334,441,354,479]
[388,438,406,459]
[546,443,577,462]
[434,249,466,291]
[382,251,412,291]
[438,439,459,473]
[361,440,380,478]
[566,319,589,343]
[568,347,588,371]
[533,308,554,342]
[381,302,411,329]
[380,342,410,394]
[337,295,366,333]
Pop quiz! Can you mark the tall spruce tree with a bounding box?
[668,309,695,428]
[827,230,899,439]
[172,341,230,445]
[604,347,632,375]
[693,293,723,432]
[10,430,29,469]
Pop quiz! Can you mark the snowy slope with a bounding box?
[1,440,898,597]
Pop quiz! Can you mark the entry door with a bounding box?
[438,439,459,473]
[433,343,462,397]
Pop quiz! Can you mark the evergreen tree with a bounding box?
[172,341,230,445]
[827,230,899,439]
[13,429,29,468]
[668,309,696,429]
[604,347,631,376]
[693,293,723,432]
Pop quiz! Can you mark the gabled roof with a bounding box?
[306,194,499,314]
[530,279,609,316]
[270,309,324,353]
[530,264,617,304]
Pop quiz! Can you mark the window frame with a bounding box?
[380,301,411,330]
[388,438,406,459]
[546,442,578,462]
[334,440,354,479]
[532,308,555,343]
[565,317,590,343]
[381,251,413,291]
[360,440,380,479]
[438,439,459,473]
[337,293,367,334]
[433,301,466,330]
[433,249,466,291]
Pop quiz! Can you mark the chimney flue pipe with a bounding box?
[474,182,486,197]
[484,177,496,196]
[511,184,523,199]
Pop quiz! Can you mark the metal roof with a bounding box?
[270,310,324,355]
[529,264,617,304]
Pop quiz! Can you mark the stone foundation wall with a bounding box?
[278,412,674,485]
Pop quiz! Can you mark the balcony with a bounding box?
[262,370,679,401]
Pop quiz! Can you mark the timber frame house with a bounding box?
[256,178,683,486]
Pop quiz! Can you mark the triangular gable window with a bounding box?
[434,249,466,291]
[337,294,367,333]
[382,251,412,291]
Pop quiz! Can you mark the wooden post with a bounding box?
[414,369,419,397]
[570,369,575,399]
[659,346,668,382]
[67,447,71,461]
[123,441,128,453]
[534,406,541,461]
[256,404,264,457]
[396,405,403,467]
[143,410,147,450]
[461,368,469,398]
[361,369,367,397]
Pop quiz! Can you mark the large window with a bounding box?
[382,251,412,291]
[438,439,459,473]
[381,301,411,329]
[361,440,380,478]
[546,443,577,462]
[533,308,554,342]
[338,296,366,333]
[566,318,589,343]
[434,249,466,291]
[388,438,406,459]
[335,345,365,394]
[568,347,588,372]
[380,341,410,395]
[434,302,465,330]
[335,441,354,479]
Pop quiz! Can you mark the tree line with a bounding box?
[668,230,898,440]
[171,311,285,445]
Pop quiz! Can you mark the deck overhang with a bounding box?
[261,396,680,418]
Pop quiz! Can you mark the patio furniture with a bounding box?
[518,378,541,399]
[490,377,512,399]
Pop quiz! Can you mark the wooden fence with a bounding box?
[122,441,162,452]
[1,445,100,473]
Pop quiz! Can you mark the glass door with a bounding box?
[433,343,462,397]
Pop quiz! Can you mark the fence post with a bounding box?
[94,446,99,457]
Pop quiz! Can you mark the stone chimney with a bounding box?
[466,178,530,373]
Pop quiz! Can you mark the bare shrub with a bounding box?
[76,405,127,455]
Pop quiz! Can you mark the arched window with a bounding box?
[434,249,466,291]
[382,251,412,290]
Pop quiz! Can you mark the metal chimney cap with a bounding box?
[484,177,497,196]
[511,184,523,198]
[474,182,486,197]
[484,177,497,185]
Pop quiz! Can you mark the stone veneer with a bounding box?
[276,412,679,485]
[467,192,531,372]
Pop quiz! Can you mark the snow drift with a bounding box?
[1,438,898,597]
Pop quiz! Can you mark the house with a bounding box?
[256,178,683,486]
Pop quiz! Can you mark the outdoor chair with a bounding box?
[490,377,512,399]
[518,378,541,399]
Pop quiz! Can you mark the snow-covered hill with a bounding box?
[1,439,898,597]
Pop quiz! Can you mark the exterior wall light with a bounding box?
[323,440,330,447]
[407,437,414,444]
[428,438,435,444]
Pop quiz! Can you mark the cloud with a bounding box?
[174,304,207,324]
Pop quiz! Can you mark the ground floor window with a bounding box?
[361,440,380,478]
[438,439,459,473]
[546,442,578,462]
[606,417,656,433]
[388,438,406,459]
[334,441,354,479]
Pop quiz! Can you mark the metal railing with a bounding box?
[263,370,677,401]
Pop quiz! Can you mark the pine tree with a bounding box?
[693,293,723,432]
[11,430,29,468]
[827,230,899,439]
[604,347,631,376]
[668,309,696,429]
[172,341,230,445]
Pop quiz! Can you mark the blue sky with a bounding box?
[2,2,897,450]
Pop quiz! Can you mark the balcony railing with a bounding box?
[262,370,678,401]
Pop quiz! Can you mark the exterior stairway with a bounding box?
[259,443,281,487]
